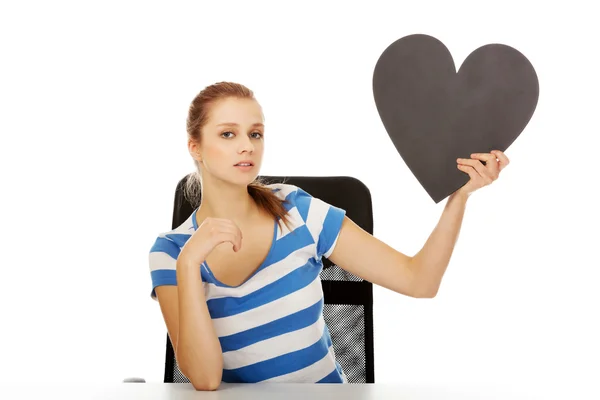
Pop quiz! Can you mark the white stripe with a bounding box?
[304,197,329,244]
[148,251,177,272]
[204,244,316,300]
[222,316,326,369]
[259,345,338,383]
[212,276,323,337]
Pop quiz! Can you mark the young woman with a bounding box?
[148,81,509,391]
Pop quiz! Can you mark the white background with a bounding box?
[1,0,598,397]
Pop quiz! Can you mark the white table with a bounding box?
[1,382,596,399]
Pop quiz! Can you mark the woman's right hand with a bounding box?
[178,217,243,267]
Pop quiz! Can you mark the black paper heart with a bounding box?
[372,34,539,203]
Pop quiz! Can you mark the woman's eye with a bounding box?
[221,131,262,139]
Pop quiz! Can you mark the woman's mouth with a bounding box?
[234,162,254,171]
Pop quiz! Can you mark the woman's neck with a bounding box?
[195,182,259,225]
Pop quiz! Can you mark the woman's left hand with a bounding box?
[455,150,510,198]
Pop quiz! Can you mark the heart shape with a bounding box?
[372,34,539,203]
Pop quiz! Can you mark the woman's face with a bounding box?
[191,97,265,186]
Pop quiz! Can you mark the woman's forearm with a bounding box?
[410,191,469,297]
[176,259,223,391]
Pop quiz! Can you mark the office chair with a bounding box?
[163,174,375,384]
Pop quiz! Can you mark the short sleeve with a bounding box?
[291,186,347,259]
[148,235,181,300]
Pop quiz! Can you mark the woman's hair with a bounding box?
[184,81,291,230]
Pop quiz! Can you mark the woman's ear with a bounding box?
[188,139,202,162]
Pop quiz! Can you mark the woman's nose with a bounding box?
[238,135,254,153]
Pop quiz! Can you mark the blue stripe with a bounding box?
[222,325,332,383]
[207,262,321,318]
[151,269,177,286]
[284,188,310,221]
[150,269,177,298]
[317,205,346,257]
[149,237,180,260]
[317,367,344,383]
[219,298,323,353]
[283,189,298,212]
[296,191,311,222]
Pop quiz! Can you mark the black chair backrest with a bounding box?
[164,175,375,383]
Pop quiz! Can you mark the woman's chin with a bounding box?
[230,173,260,186]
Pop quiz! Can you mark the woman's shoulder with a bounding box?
[264,183,326,222]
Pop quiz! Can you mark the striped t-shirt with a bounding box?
[148,183,348,383]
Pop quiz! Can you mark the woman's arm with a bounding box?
[154,217,244,391]
[328,150,508,298]
[328,191,467,298]
[176,259,224,389]
[155,259,223,391]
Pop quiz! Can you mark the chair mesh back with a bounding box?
[164,175,375,383]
